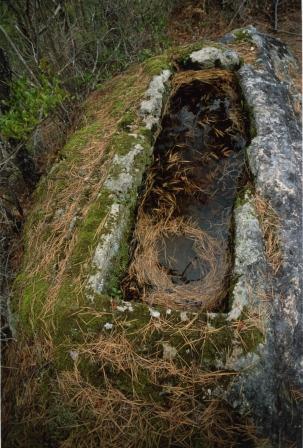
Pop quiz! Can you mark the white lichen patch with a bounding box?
[180,311,189,322]
[189,47,240,69]
[105,143,146,196]
[116,301,134,312]
[69,350,79,362]
[221,346,262,371]
[149,308,160,318]
[162,342,177,360]
[140,69,171,129]
[87,203,125,296]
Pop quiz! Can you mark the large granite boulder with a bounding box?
[3,27,301,447]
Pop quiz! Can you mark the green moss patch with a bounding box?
[143,53,172,75]
[232,28,254,43]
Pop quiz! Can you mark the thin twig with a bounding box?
[0,143,23,169]
[273,0,280,31]
[273,28,301,36]
[0,25,40,85]
[228,0,247,28]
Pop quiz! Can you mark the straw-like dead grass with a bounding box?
[58,367,196,448]
[2,297,268,447]
[254,194,282,273]
[2,337,54,440]
[55,327,248,448]
[125,214,229,309]
[55,361,256,448]
[229,41,258,66]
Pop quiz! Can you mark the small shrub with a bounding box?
[0,75,66,141]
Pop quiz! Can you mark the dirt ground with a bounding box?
[168,1,302,69]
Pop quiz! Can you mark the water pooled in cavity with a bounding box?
[123,69,250,309]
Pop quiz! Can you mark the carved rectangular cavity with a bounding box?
[122,69,250,310]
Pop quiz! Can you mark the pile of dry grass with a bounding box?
[55,317,257,448]
[2,337,54,440]
[125,214,229,309]
[57,369,254,448]
[2,301,268,447]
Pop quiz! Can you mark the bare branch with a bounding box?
[273,0,280,31]
[0,25,40,85]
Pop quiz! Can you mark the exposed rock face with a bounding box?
[87,141,153,296]
[140,69,171,129]
[189,46,240,69]
[226,27,302,445]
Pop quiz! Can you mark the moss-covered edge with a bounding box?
[13,54,170,333]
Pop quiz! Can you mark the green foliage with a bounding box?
[232,28,254,43]
[0,75,66,140]
[138,48,154,62]
[109,286,123,299]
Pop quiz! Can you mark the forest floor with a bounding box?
[167,1,301,85]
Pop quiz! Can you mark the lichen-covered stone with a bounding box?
[87,202,126,296]
[189,46,240,69]
[140,69,171,129]
[227,28,302,445]
[104,142,145,194]
[87,70,172,297]
[87,140,153,296]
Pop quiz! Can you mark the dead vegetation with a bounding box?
[2,337,54,437]
[254,194,282,273]
[57,367,254,448]
[2,300,267,447]
[124,214,229,309]
[229,41,258,66]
